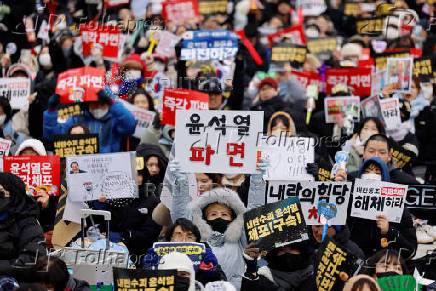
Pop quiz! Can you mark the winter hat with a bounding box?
[120,54,152,78]
[343,275,381,291]
[259,77,278,89]
[16,139,47,156]
[341,43,362,59]
[158,252,195,291]
[204,281,236,291]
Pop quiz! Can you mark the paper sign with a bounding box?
[66,152,138,202]
[371,70,387,96]
[105,0,130,8]
[351,179,407,223]
[53,134,99,158]
[57,103,84,124]
[296,0,326,16]
[0,78,31,109]
[375,51,410,71]
[175,110,263,174]
[181,30,238,61]
[155,31,182,58]
[325,67,372,97]
[119,100,156,139]
[80,25,121,60]
[56,67,106,104]
[162,0,199,25]
[153,242,205,271]
[379,98,401,130]
[413,57,434,83]
[266,181,352,225]
[244,196,308,251]
[361,95,383,121]
[3,156,60,196]
[267,26,306,47]
[162,88,209,126]
[306,37,337,58]
[356,17,386,35]
[405,185,436,210]
[113,268,177,291]
[0,138,12,157]
[324,96,360,124]
[270,43,307,67]
[386,57,413,93]
[291,70,322,89]
[198,0,227,15]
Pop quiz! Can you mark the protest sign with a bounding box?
[413,57,434,83]
[386,57,413,93]
[325,67,372,97]
[266,181,352,225]
[119,100,156,139]
[3,156,60,196]
[105,0,130,8]
[113,268,177,291]
[257,136,314,181]
[405,185,436,210]
[351,178,407,223]
[270,43,307,68]
[198,0,227,15]
[296,0,327,16]
[153,242,205,271]
[80,25,121,60]
[318,159,334,182]
[66,152,138,202]
[371,70,387,96]
[181,30,238,61]
[356,17,385,35]
[267,26,306,47]
[162,88,209,126]
[162,0,199,25]
[57,103,84,124]
[379,98,401,130]
[0,77,31,109]
[175,110,263,174]
[155,31,182,58]
[375,51,410,71]
[377,275,417,291]
[56,67,105,104]
[291,70,322,89]
[390,139,415,169]
[0,138,12,157]
[315,237,362,291]
[306,37,337,59]
[53,134,99,158]
[324,96,360,124]
[361,95,383,122]
[244,196,308,251]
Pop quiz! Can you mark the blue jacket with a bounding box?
[2,120,26,154]
[357,157,390,182]
[43,101,136,153]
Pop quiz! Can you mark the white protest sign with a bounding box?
[66,152,138,202]
[267,180,352,225]
[385,57,413,93]
[258,136,314,180]
[155,31,182,58]
[119,100,156,139]
[0,78,31,109]
[175,110,263,174]
[0,138,12,157]
[296,0,327,16]
[379,97,401,130]
[350,178,407,223]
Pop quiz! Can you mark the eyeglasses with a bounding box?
[171,232,196,242]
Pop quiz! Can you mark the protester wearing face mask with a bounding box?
[0,97,25,154]
[359,249,408,279]
[43,87,135,153]
[117,53,154,100]
[89,43,110,71]
[48,29,84,73]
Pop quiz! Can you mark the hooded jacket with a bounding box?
[158,252,202,291]
[267,111,296,136]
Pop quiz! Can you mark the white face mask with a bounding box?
[124,70,141,81]
[421,84,433,100]
[0,115,6,126]
[361,173,382,181]
[90,108,109,119]
[305,29,319,38]
[154,62,165,72]
[39,54,52,67]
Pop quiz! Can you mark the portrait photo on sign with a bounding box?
[386,57,413,93]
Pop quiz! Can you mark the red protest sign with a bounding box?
[267,25,306,47]
[56,67,106,104]
[80,25,121,59]
[291,70,321,89]
[162,88,209,126]
[105,0,129,8]
[3,156,61,196]
[325,67,372,98]
[162,0,199,25]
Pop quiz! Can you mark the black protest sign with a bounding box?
[271,43,307,68]
[53,134,99,158]
[413,57,434,83]
[318,159,334,182]
[113,267,177,291]
[307,37,337,59]
[315,237,362,291]
[198,0,227,15]
[405,185,436,210]
[57,103,84,123]
[390,139,415,169]
[356,17,385,35]
[375,51,410,71]
[244,196,308,251]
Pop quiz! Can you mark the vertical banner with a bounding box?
[80,25,121,60]
[181,30,238,60]
[324,96,360,124]
[0,78,31,109]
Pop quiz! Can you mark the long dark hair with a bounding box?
[357,117,386,136]
[128,88,155,112]
[359,249,409,277]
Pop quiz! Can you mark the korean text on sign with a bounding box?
[0,78,31,110]
[113,268,177,291]
[80,25,121,59]
[325,67,372,98]
[53,134,99,158]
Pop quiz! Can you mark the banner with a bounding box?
[266,181,352,225]
[0,138,12,157]
[153,242,205,271]
[306,37,337,58]
[390,140,415,169]
[295,0,326,16]
[325,67,372,97]
[198,0,227,15]
[386,57,413,93]
[379,98,401,130]
[162,88,209,126]
[80,25,121,60]
[105,0,130,8]
[291,70,322,89]
[356,17,385,35]
[0,77,31,109]
[405,185,436,210]
[155,31,182,58]
[119,100,156,139]
[3,156,60,196]
[351,178,407,223]
[162,0,199,25]
[270,43,307,68]
[175,110,263,174]
[57,103,84,124]
[324,96,360,124]
[66,152,138,202]
[53,134,99,158]
[113,268,177,291]
[244,196,308,251]
[413,57,434,83]
[56,67,106,104]
[267,25,306,47]
[181,30,238,61]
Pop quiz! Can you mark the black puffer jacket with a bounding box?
[0,173,47,275]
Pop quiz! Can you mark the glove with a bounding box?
[48,94,60,111]
[142,248,159,269]
[97,86,114,105]
[251,159,268,183]
[168,160,188,183]
[199,248,218,275]
[306,162,319,179]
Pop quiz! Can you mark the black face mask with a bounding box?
[175,276,190,291]
[207,218,231,233]
[267,253,308,272]
[0,197,10,213]
[376,271,400,278]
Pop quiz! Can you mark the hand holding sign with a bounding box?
[376,214,389,235]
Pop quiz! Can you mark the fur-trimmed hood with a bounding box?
[188,187,246,244]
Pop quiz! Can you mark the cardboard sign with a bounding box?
[0,138,12,157]
[386,57,413,93]
[57,103,84,124]
[267,25,306,47]
[162,0,199,25]
[175,110,263,174]
[405,185,436,210]
[324,96,360,124]
[154,31,182,58]
[162,88,209,126]
[361,95,383,121]
[390,140,415,169]
[413,57,434,83]
[198,0,227,15]
[375,51,410,71]
[266,181,352,225]
[306,37,337,57]
[53,134,99,158]
[270,43,307,68]
[315,237,362,291]
[291,70,322,89]
[181,30,238,60]
[351,179,407,223]
[258,136,314,181]
[244,196,308,251]
[356,17,385,35]
[80,25,121,60]
[296,0,326,16]
[56,67,106,104]
[153,242,205,271]
[105,0,130,8]
[325,67,372,98]
[113,268,177,291]
[66,152,138,202]
[379,98,401,130]
[0,78,31,109]
[3,156,60,196]
[119,100,156,139]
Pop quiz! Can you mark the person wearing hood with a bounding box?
[135,143,168,195]
[48,29,84,73]
[0,172,47,275]
[43,87,136,153]
[0,97,25,154]
[348,157,417,259]
[267,111,296,137]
